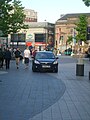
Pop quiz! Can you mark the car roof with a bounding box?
[36,51,53,53]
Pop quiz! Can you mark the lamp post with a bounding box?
[44,20,47,45]
[71,28,76,56]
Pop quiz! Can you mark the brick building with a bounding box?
[55,13,90,53]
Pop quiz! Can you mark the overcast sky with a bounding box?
[21,0,90,23]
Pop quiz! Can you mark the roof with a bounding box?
[24,22,55,28]
[57,13,90,21]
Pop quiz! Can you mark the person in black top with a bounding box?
[0,48,4,69]
[14,47,21,69]
[4,48,11,69]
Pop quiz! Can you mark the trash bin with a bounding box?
[76,58,84,76]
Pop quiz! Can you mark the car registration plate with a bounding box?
[42,65,50,68]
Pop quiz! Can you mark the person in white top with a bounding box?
[24,46,30,69]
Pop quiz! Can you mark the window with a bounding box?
[35,34,45,42]
[11,33,26,42]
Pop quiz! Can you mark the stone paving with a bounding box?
[0,56,90,120]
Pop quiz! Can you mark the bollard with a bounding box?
[76,64,84,76]
[89,72,90,80]
[76,58,84,76]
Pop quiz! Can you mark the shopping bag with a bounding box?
[22,59,25,64]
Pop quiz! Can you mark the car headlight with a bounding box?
[53,60,58,64]
[34,60,40,64]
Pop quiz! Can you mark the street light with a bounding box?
[71,28,76,56]
[44,20,47,44]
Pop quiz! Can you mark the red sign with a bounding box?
[26,42,32,46]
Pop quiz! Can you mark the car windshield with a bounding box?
[35,52,55,59]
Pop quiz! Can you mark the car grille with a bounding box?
[41,62,52,65]
[40,62,52,68]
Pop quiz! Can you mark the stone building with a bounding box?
[24,9,37,23]
[10,9,55,51]
[55,13,90,53]
[10,22,55,51]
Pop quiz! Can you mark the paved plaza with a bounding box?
[0,56,90,120]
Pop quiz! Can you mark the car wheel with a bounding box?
[32,67,36,72]
[54,67,58,73]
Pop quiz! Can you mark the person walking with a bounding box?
[87,46,90,61]
[24,46,30,69]
[32,47,37,58]
[4,47,11,70]
[14,47,21,69]
[0,48,4,69]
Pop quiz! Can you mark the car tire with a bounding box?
[53,67,58,73]
[32,67,36,72]
[55,69,58,73]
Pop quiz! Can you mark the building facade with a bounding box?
[22,22,55,51]
[9,9,55,51]
[55,13,90,53]
[10,22,55,51]
[24,9,37,22]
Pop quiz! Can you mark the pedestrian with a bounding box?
[87,46,90,61]
[23,46,30,69]
[4,47,11,70]
[14,47,21,69]
[0,48,4,69]
[32,47,37,58]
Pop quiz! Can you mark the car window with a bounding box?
[35,52,55,59]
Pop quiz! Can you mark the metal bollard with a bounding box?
[89,72,90,80]
[76,64,84,76]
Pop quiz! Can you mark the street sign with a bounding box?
[27,34,33,39]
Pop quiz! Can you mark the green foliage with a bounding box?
[0,0,13,36]
[67,36,73,44]
[82,0,90,7]
[10,0,27,33]
[0,0,28,37]
[75,14,88,43]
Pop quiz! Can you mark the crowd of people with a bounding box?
[0,47,11,69]
[0,45,90,70]
[0,46,37,70]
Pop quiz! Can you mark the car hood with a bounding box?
[36,59,55,63]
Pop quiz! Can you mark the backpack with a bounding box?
[15,50,21,57]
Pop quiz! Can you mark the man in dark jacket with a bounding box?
[0,48,4,68]
[4,48,11,69]
[14,47,21,69]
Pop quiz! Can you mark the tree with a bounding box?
[0,0,28,36]
[75,14,88,44]
[67,36,73,45]
[82,0,90,7]
[0,0,13,37]
[10,0,28,33]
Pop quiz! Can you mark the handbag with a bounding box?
[22,59,25,64]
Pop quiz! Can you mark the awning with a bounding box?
[35,42,46,46]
